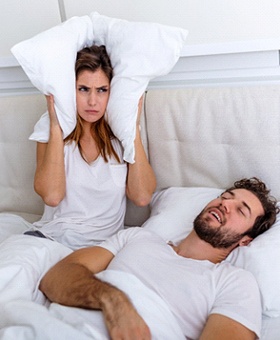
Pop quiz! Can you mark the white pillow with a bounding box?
[143,186,280,317]
[143,187,223,243]
[227,218,280,318]
[11,12,188,163]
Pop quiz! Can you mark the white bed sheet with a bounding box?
[0,271,185,340]
[261,316,280,340]
[0,213,279,339]
[0,213,184,339]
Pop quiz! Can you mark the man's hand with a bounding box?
[102,289,151,339]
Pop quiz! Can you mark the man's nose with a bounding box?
[220,201,231,214]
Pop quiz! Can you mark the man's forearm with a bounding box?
[40,260,151,339]
[40,262,126,309]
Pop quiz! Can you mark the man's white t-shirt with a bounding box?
[33,139,127,250]
[100,227,262,339]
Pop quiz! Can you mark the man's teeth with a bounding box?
[211,211,221,223]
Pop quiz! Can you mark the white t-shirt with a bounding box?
[33,139,127,250]
[100,228,262,340]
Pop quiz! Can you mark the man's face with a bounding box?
[193,189,264,248]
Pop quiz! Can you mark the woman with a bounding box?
[30,45,156,250]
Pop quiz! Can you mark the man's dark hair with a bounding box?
[228,177,279,238]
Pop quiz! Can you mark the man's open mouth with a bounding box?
[209,210,222,224]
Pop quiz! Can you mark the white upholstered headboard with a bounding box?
[126,84,280,225]
[143,85,280,194]
[1,84,280,226]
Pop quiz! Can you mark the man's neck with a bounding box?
[173,230,234,264]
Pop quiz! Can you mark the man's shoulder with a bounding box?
[100,227,162,252]
[121,227,162,240]
[218,260,258,286]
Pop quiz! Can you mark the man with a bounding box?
[40,177,278,340]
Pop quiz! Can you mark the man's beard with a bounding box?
[193,211,246,249]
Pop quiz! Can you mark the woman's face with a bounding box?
[76,69,110,124]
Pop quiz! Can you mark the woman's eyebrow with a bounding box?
[76,82,89,88]
[96,85,109,90]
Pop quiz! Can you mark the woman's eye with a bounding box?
[97,87,108,93]
[78,86,88,92]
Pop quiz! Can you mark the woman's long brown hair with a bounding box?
[64,45,120,163]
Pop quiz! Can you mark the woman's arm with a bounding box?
[34,95,66,206]
[126,96,156,206]
[40,246,151,340]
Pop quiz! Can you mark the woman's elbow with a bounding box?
[43,195,63,207]
[127,191,153,207]
[34,185,64,207]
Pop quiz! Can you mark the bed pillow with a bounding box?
[11,12,188,163]
[226,220,280,318]
[143,187,223,243]
[143,186,280,317]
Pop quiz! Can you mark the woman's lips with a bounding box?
[85,110,99,114]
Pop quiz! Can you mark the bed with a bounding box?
[1,84,280,339]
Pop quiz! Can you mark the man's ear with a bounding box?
[239,235,253,247]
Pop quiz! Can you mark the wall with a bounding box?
[0,0,61,57]
[1,0,280,95]
[63,0,280,45]
[2,0,280,58]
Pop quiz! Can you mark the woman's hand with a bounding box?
[45,94,61,129]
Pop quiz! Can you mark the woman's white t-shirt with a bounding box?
[33,139,127,249]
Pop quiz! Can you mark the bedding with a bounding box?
[1,183,280,339]
[11,12,188,163]
[0,218,185,339]
[0,271,185,339]
[261,316,280,339]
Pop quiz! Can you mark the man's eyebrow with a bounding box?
[225,190,252,216]
[242,201,252,216]
[225,190,234,196]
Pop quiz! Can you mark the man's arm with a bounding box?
[40,246,151,340]
[199,314,256,340]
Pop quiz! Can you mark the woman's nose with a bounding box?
[88,92,97,106]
